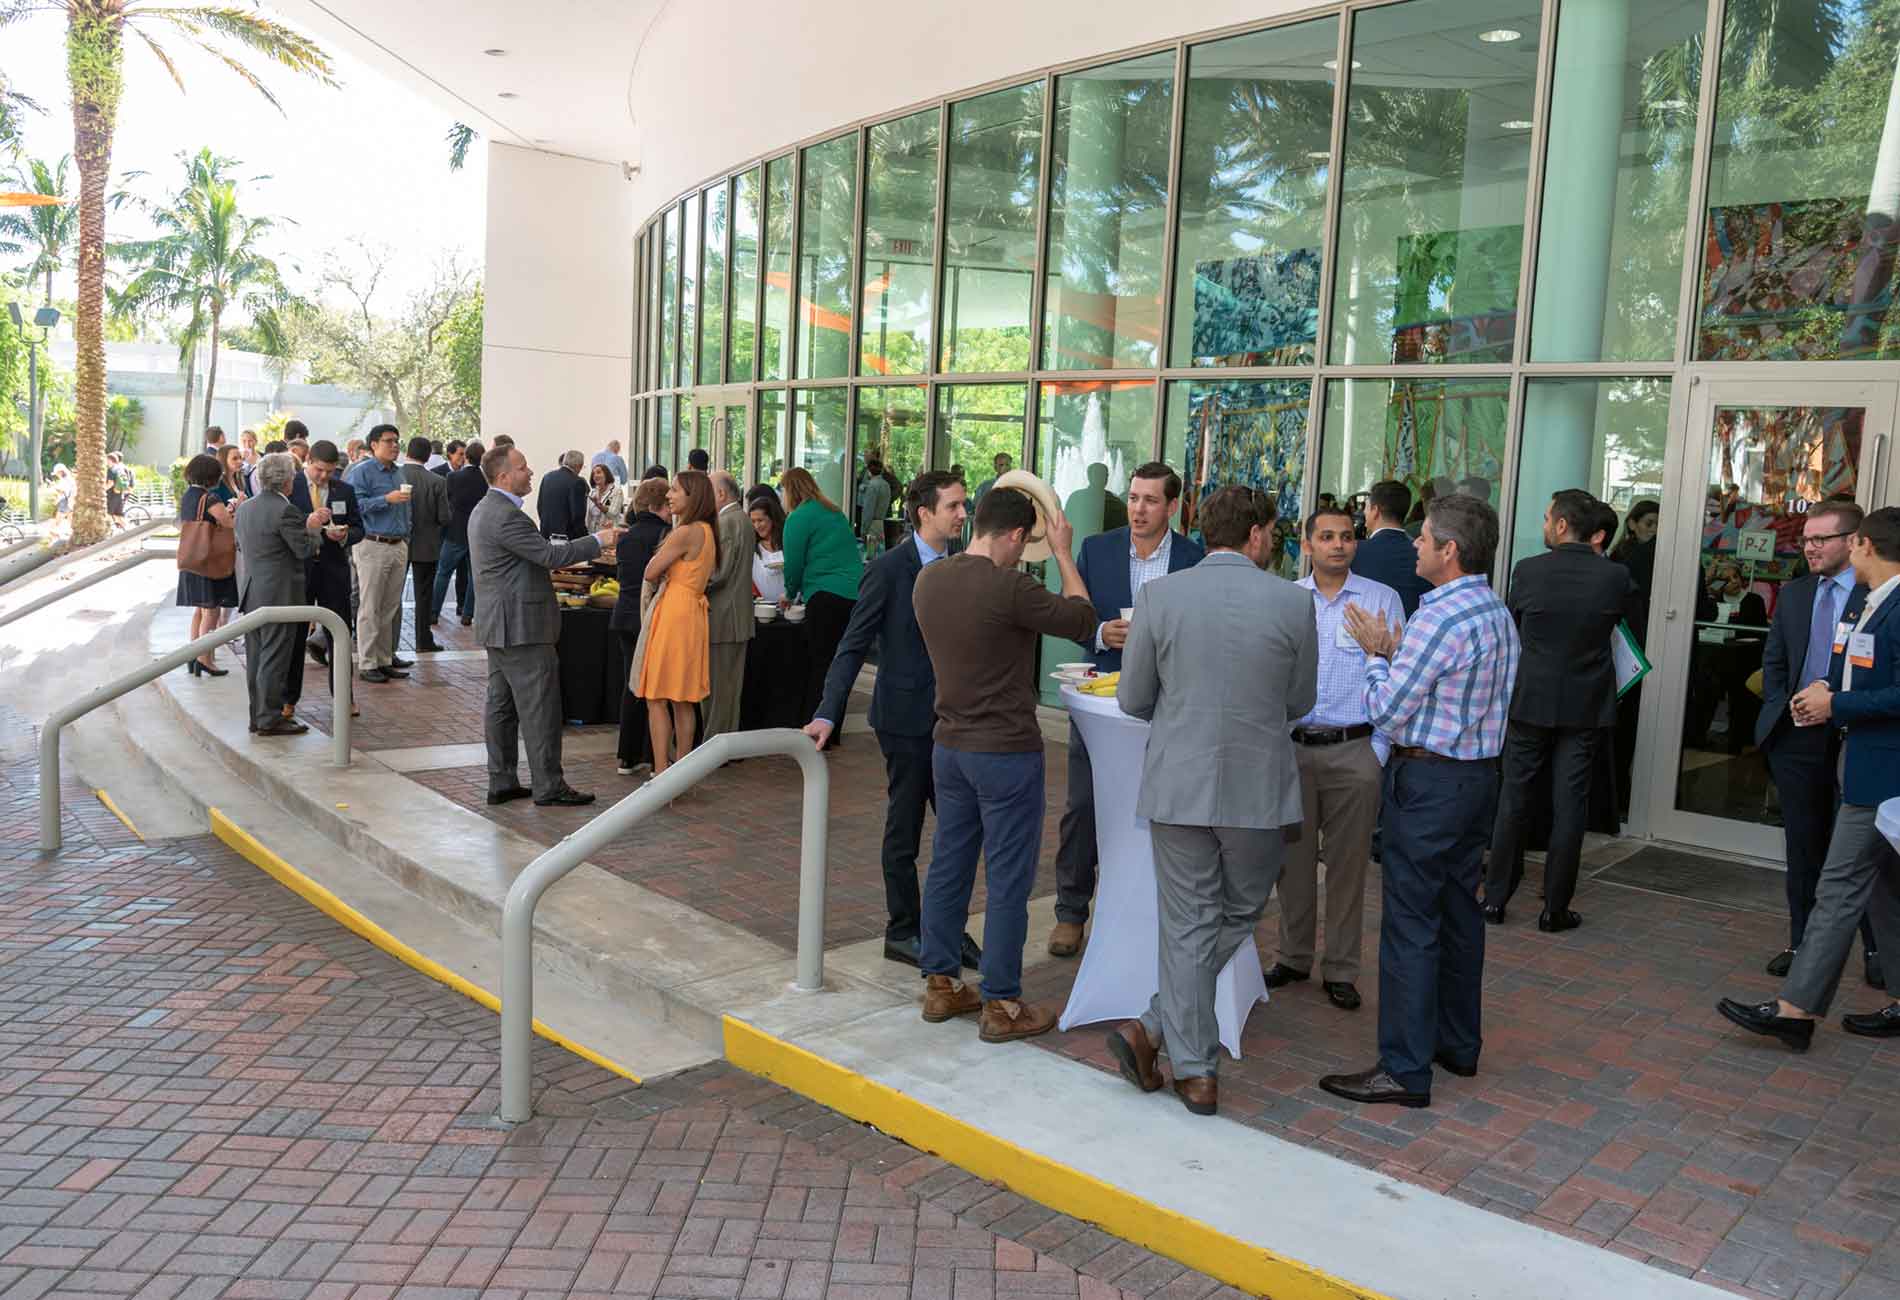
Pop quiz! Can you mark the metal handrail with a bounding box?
[499,727,828,1122]
[39,605,353,852]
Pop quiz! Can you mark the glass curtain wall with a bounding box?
[758,390,789,487]
[941,83,1044,373]
[797,133,860,380]
[1163,378,1311,578]
[680,192,700,386]
[860,110,940,375]
[853,384,928,549]
[762,157,794,381]
[730,168,762,382]
[794,388,850,506]
[658,205,679,389]
[700,182,728,385]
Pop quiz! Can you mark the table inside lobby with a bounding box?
[1058,683,1266,1057]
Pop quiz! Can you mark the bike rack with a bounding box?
[497,727,828,1123]
[39,605,353,852]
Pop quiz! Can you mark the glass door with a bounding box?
[1641,378,1898,859]
[685,388,753,481]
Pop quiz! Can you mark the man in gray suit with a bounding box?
[468,445,622,807]
[1107,486,1318,1117]
[401,435,453,653]
[703,470,756,738]
[236,452,329,737]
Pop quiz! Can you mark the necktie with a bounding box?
[1803,581,1839,687]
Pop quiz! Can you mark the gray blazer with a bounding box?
[1117,551,1318,830]
[468,489,603,648]
[234,491,316,613]
[704,503,757,645]
[401,461,452,562]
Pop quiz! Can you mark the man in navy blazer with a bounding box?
[1719,506,1900,1051]
[805,470,979,971]
[284,439,363,714]
[1754,501,1877,983]
[1048,462,1205,957]
[1350,480,1430,617]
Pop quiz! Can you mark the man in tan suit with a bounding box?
[704,470,756,738]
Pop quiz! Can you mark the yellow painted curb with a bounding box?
[723,1016,1385,1300]
[94,788,142,840]
[208,806,642,1085]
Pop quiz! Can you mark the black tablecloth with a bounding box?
[557,606,625,725]
[741,617,810,730]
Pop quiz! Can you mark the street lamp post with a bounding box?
[7,303,62,522]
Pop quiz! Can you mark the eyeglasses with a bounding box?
[1801,531,1854,548]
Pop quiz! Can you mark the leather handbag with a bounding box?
[177,491,235,580]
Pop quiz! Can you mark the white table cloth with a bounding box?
[1881,798,1900,858]
[1056,685,1267,1058]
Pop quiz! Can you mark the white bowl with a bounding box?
[754,605,779,622]
[1055,662,1096,675]
[783,605,806,623]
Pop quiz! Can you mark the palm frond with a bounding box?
[136,6,339,86]
[447,122,477,171]
[131,27,187,95]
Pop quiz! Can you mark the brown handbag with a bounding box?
[177,490,236,580]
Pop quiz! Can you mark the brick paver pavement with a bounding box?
[0,704,1240,1300]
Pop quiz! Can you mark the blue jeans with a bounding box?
[432,537,474,621]
[1377,754,1498,1093]
[920,746,1045,1001]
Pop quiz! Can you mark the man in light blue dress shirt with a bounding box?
[341,424,414,682]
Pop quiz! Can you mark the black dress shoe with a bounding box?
[389,656,414,669]
[416,640,442,653]
[883,936,922,968]
[534,786,596,807]
[959,933,983,971]
[1716,997,1815,1052]
[1766,949,1796,977]
[1318,1065,1430,1109]
[198,661,229,677]
[486,785,532,806]
[1867,950,1885,990]
[381,665,410,679]
[307,641,328,666]
[1263,962,1310,989]
[254,718,308,737]
[1842,1002,1900,1037]
[358,667,392,684]
[1538,909,1582,933]
[1482,904,1506,926]
[1433,1051,1478,1078]
[1324,981,1362,1011]
[460,614,473,626]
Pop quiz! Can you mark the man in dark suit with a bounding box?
[401,436,453,653]
[285,440,363,716]
[434,440,487,627]
[805,471,980,971]
[1719,507,1900,1051]
[432,440,465,478]
[1351,479,1430,617]
[1047,462,1205,958]
[1484,490,1636,932]
[235,453,325,737]
[1755,501,1879,983]
[535,449,589,540]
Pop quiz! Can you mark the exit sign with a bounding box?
[890,238,920,255]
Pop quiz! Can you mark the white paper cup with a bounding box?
[1120,606,1134,621]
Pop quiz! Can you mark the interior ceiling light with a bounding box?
[483,48,506,56]
[1321,58,1363,71]
[497,91,519,99]
[1477,28,1523,42]
[1500,119,1533,130]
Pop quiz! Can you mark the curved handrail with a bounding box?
[499,727,828,1122]
[39,605,353,852]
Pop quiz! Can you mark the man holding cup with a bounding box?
[343,423,415,683]
[285,439,363,718]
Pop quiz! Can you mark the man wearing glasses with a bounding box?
[1755,500,1881,987]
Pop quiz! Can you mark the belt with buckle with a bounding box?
[1292,723,1373,746]
[1393,745,1491,765]
[365,534,405,544]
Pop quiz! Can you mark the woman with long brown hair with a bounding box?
[636,469,719,773]
[778,466,862,743]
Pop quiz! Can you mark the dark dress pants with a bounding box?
[1765,724,1877,953]
[1053,720,1098,925]
[800,592,855,746]
[485,643,565,801]
[877,730,933,943]
[244,621,299,732]
[410,559,438,646]
[1486,721,1595,916]
[1378,754,1497,1093]
[615,630,655,769]
[284,569,352,709]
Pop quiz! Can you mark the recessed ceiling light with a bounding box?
[1477,28,1523,42]
[1321,58,1363,71]
[497,91,519,99]
[534,138,552,145]
[1500,119,1532,130]
[483,48,507,57]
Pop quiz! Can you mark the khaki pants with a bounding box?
[705,639,747,739]
[351,538,408,670]
[1276,736,1381,983]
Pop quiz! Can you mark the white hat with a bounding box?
[991,468,1062,562]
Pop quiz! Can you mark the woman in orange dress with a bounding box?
[638,470,719,773]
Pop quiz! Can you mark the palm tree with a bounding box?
[0,157,79,306]
[118,147,287,453]
[0,1,334,545]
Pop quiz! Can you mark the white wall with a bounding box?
[482,142,634,504]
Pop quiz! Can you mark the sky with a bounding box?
[2,8,487,318]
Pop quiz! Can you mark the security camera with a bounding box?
[621,160,641,181]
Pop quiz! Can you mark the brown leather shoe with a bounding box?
[1174,1075,1217,1116]
[1048,922,1084,957]
[979,998,1056,1043]
[1105,1022,1162,1092]
[920,975,981,1023]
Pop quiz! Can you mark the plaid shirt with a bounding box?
[1297,571,1405,762]
[1095,530,1174,653]
[1362,574,1519,760]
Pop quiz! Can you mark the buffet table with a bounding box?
[741,615,811,731]
[1882,799,1900,858]
[1057,685,1267,1057]
[556,605,624,725]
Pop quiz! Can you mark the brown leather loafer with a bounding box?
[921,974,981,1023]
[1048,922,1084,957]
[1105,1021,1163,1093]
[1174,1076,1217,1116]
[978,998,1055,1043]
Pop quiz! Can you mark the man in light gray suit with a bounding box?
[703,470,756,739]
[400,435,453,652]
[468,445,622,807]
[236,452,329,737]
[1107,485,1318,1117]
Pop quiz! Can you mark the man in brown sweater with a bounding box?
[912,486,1097,1041]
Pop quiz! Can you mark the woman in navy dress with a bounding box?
[176,453,237,677]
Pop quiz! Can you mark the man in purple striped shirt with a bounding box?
[1319,495,1520,1110]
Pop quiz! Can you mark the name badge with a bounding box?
[1849,631,1877,670]
[1336,621,1360,651]
[331,498,347,515]
[1834,621,1851,654]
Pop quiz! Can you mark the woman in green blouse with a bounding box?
[779,466,862,745]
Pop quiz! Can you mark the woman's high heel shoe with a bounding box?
[187,659,200,677]
[197,658,229,678]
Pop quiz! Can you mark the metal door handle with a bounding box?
[1664,609,1678,620]
[1875,431,1891,503]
